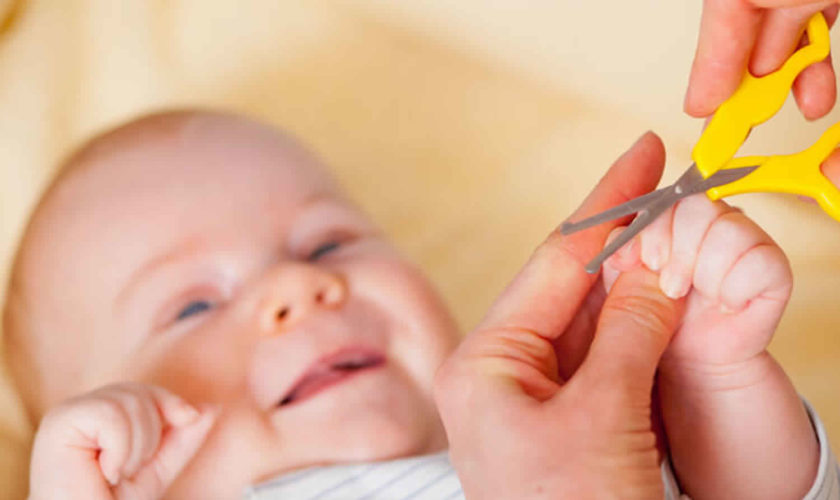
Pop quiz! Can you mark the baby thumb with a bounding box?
[575,267,683,400]
[120,406,218,499]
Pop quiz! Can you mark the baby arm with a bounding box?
[604,194,819,500]
[28,383,216,500]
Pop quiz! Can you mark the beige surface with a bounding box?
[2,1,840,497]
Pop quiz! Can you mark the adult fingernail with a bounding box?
[683,89,693,113]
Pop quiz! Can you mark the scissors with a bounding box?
[562,12,840,274]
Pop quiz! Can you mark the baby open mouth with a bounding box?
[279,349,385,407]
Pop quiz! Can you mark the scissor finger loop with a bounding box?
[567,12,840,274]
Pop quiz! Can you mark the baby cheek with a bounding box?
[133,323,253,406]
[354,254,460,380]
[166,405,278,499]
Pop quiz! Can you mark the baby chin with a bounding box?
[270,362,445,464]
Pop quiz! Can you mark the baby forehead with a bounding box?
[68,113,334,199]
[19,112,341,287]
[38,114,335,227]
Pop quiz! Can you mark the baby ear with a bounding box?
[602,226,642,292]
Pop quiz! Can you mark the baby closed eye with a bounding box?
[307,241,342,261]
[165,240,347,326]
[174,300,215,322]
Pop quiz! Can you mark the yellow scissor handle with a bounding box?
[692,12,831,178]
[707,121,840,222]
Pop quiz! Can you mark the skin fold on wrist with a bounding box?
[657,350,777,395]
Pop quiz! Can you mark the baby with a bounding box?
[2,110,835,499]
[5,111,459,498]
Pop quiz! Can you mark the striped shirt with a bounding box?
[245,453,463,500]
[245,401,838,499]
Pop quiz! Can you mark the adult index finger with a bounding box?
[477,132,665,339]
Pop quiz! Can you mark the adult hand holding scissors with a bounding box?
[686,0,839,120]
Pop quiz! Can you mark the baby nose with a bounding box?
[258,264,347,335]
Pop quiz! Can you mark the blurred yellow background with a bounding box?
[2,1,840,497]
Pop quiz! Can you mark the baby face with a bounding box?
[12,113,460,497]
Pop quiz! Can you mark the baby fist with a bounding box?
[29,383,217,500]
[604,194,793,367]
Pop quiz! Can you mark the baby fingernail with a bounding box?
[660,271,685,299]
[617,236,637,262]
[173,403,200,425]
[720,303,737,314]
[199,404,220,420]
[644,247,662,271]
[105,465,120,486]
[184,405,200,420]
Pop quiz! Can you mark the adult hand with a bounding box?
[686,0,839,120]
[434,133,683,499]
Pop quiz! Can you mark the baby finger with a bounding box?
[659,194,732,299]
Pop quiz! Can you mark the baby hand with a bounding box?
[602,158,815,500]
[604,194,793,369]
[29,383,217,500]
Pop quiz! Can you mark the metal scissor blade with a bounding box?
[694,165,758,191]
[670,163,759,197]
[561,187,669,235]
[579,163,758,274]
[584,193,676,273]
[561,164,757,236]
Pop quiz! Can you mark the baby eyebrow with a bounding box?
[114,235,207,306]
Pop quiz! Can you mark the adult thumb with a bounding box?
[574,267,683,399]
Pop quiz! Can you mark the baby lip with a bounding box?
[278,349,385,407]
